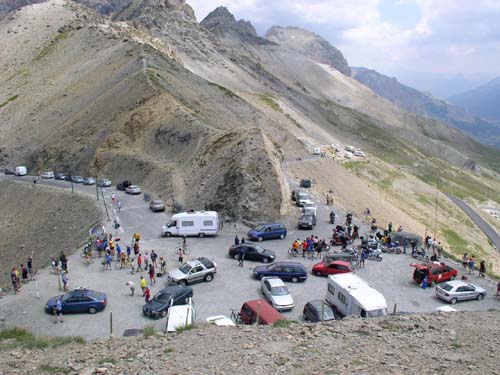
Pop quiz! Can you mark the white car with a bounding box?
[206,315,236,326]
[302,200,317,216]
[125,185,142,194]
[354,150,365,157]
[40,171,54,179]
[344,152,352,159]
[435,280,486,304]
[260,277,295,311]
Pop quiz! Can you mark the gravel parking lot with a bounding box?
[0,175,498,340]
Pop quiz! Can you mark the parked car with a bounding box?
[238,299,285,325]
[45,288,107,314]
[410,262,457,286]
[435,280,486,304]
[312,260,353,277]
[291,189,301,201]
[228,244,275,263]
[247,223,287,242]
[149,200,165,212]
[296,192,311,207]
[167,257,217,286]
[83,177,96,185]
[303,300,335,322]
[261,277,295,311]
[298,213,316,229]
[354,150,365,157]
[40,171,54,179]
[300,178,311,188]
[344,152,353,159]
[3,167,16,175]
[71,176,84,183]
[116,180,132,191]
[206,315,236,326]
[142,286,193,319]
[54,172,66,180]
[64,175,73,181]
[253,262,307,283]
[125,185,141,194]
[96,178,112,187]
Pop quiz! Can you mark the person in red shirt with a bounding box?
[144,286,151,303]
[136,253,143,272]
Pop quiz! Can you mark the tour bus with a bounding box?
[326,273,388,318]
[161,211,219,237]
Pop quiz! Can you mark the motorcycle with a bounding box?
[412,248,429,261]
[381,241,402,254]
[365,247,383,262]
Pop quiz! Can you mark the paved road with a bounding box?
[445,193,500,251]
[1,174,499,340]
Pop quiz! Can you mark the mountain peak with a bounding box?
[201,6,270,43]
[265,25,351,76]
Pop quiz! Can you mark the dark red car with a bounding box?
[410,262,458,286]
[312,260,352,277]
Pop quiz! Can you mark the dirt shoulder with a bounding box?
[0,181,102,290]
[0,310,499,374]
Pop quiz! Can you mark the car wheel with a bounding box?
[199,233,205,238]
[204,273,213,282]
[280,234,285,239]
[178,280,187,287]
[315,271,323,277]
[477,293,484,301]
[258,237,263,242]
[164,232,171,238]
[88,307,97,314]
[262,257,270,263]
[450,297,457,305]
[291,277,299,283]
[377,256,383,262]
[233,254,239,260]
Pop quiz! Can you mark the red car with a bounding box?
[410,262,458,286]
[312,260,352,277]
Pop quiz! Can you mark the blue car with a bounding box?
[45,288,107,314]
[247,223,287,242]
[253,262,308,283]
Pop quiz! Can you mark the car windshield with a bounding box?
[366,308,388,318]
[153,201,163,205]
[440,283,453,291]
[254,245,264,253]
[321,308,335,320]
[253,225,267,231]
[178,264,191,274]
[302,215,312,220]
[271,286,289,296]
[88,290,100,299]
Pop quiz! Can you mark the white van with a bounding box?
[15,166,27,176]
[326,273,388,318]
[345,145,355,153]
[313,147,321,155]
[165,299,196,332]
[161,211,219,237]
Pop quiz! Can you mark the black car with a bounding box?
[142,286,193,318]
[253,262,308,283]
[45,288,107,314]
[3,167,15,175]
[54,172,66,180]
[300,179,312,188]
[117,180,132,191]
[303,300,335,322]
[228,244,276,263]
[298,213,316,229]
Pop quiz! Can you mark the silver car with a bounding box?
[83,177,96,185]
[435,280,486,304]
[125,185,141,194]
[167,257,217,286]
[96,179,112,187]
[260,276,295,311]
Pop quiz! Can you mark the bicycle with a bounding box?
[229,308,242,324]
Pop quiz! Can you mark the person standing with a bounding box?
[149,264,156,285]
[61,270,69,291]
[178,248,184,264]
[20,264,28,284]
[144,286,151,303]
[479,260,486,278]
[117,200,122,212]
[159,257,167,275]
[150,250,158,267]
[234,235,240,246]
[388,222,393,233]
[140,276,147,296]
[126,281,135,296]
[27,256,34,280]
[241,237,245,244]
[468,255,476,275]
[111,192,116,203]
[53,299,63,323]
[60,252,68,272]
[402,239,408,254]
[105,252,112,271]
[462,253,468,270]
[11,267,20,294]
[360,249,367,268]
[421,275,428,289]
[136,253,143,272]
[496,281,500,297]
[144,252,150,270]
[238,251,245,267]
[437,242,443,259]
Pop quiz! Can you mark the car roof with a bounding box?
[160,285,192,294]
[307,300,333,310]
[274,262,306,269]
[443,280,476,288]
[326,260,351,267]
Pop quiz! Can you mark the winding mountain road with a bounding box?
[445,193,500,251]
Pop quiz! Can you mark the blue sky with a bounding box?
[188,0,500,97]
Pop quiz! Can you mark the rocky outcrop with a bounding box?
[265,25,351,76]
[201,6,274,45]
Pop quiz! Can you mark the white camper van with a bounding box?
[326,273,388,318]
[15,166,27,176]
[161,211,219,238]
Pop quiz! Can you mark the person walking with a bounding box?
[468,255,476,275]
[144,286,151,303]
[302,238,308,258]
[402,239,408,254]
[159,257,167,276]
[111,192,116,203]
[11,267,20,294]
[136,253,143,272]
[360,249,367,268]
[126,281,135,296]
[437,242,443,259]
[241,237,245,244]
[238,251,245,267]
[117,200,122,212]
[140,276,147,296]
[388,222,393,233]
[234,235,240,246]
[149,264,156,285]
[61,270,69,291]
[150,250,158,267]
[479,260,486,278]
[20,264,28,284]
[27,256,34,280]
[53,299,63,323]
[462,253,468,270]
[105,251,112,271]
[178,248,184,264]
[144,252,150,270]
[60,251,68,272]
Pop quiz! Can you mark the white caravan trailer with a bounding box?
[15,166,27,176]
[161,211,219,238]
[326,273,388,318]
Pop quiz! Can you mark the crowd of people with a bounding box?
[10,256,34,294]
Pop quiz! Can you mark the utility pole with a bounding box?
[434,179,439,240]
[93,155,104,201]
